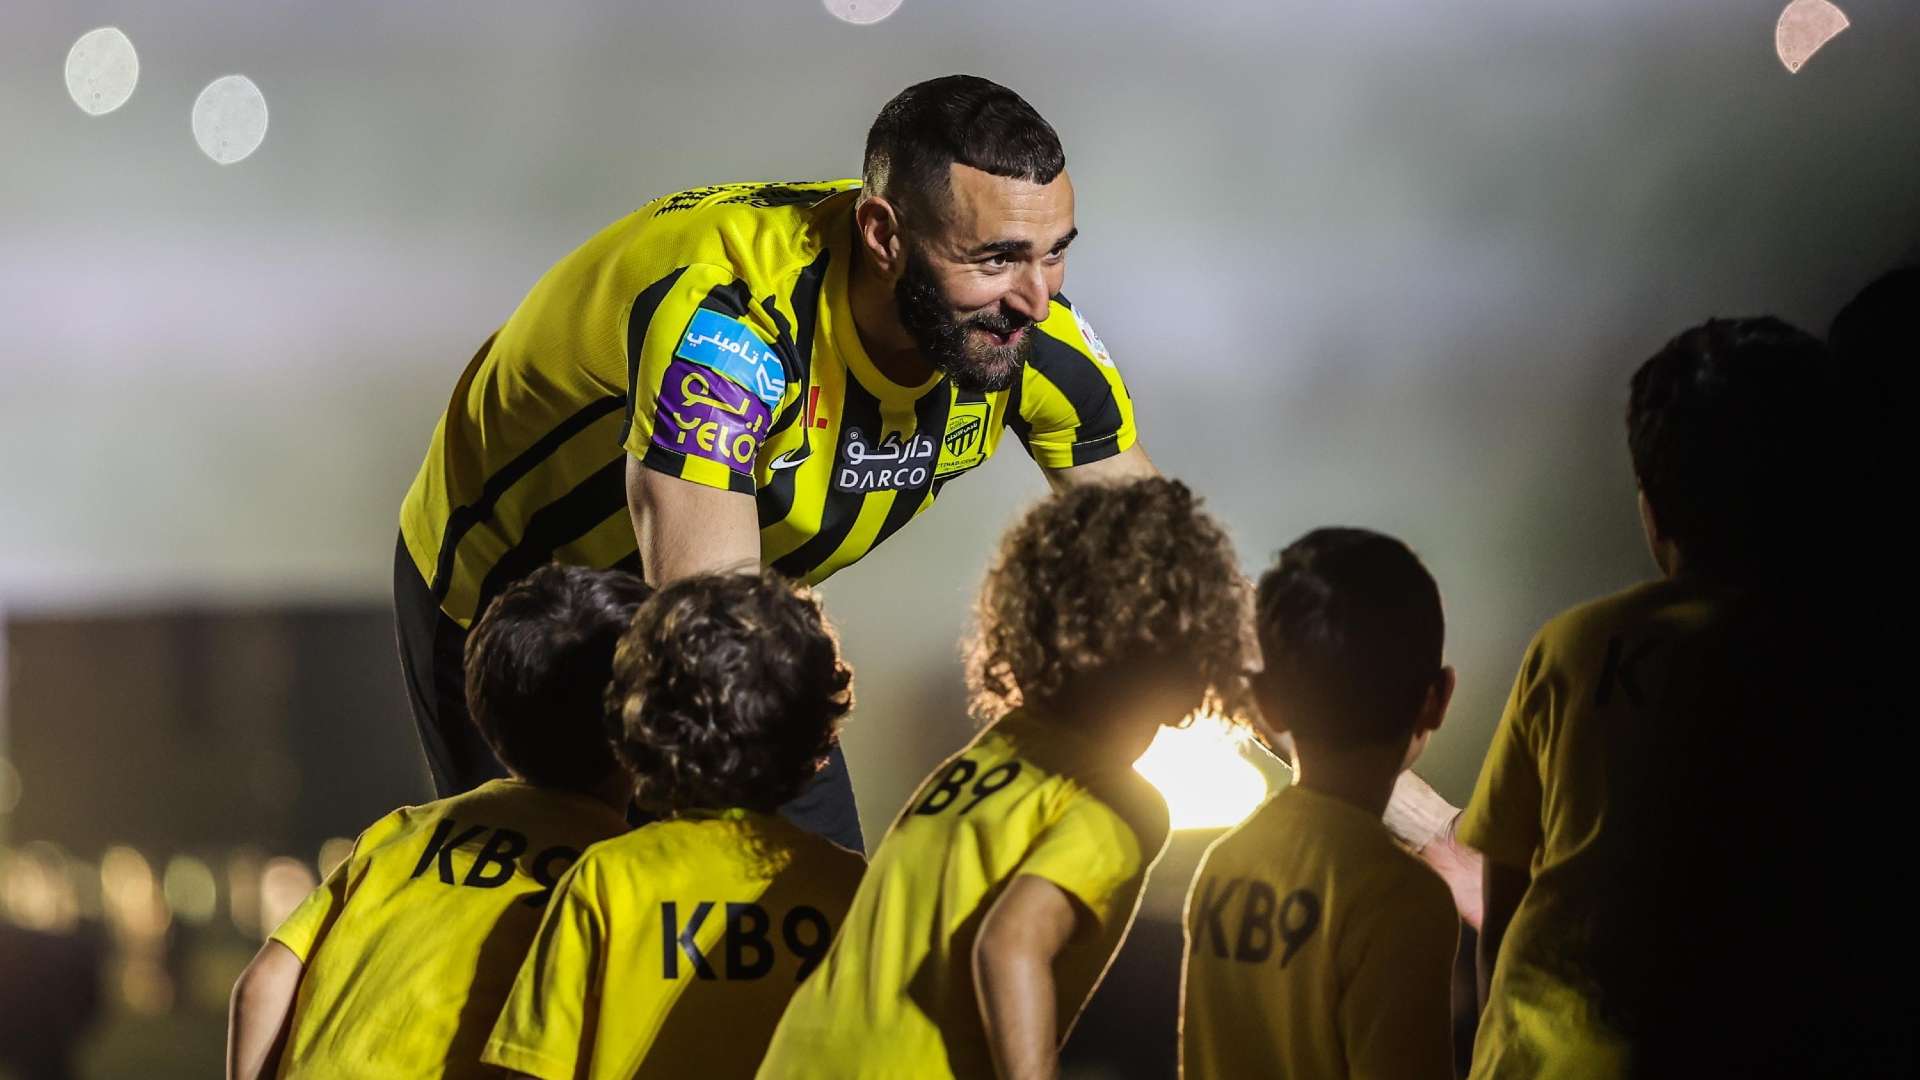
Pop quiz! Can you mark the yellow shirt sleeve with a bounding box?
[1015,301,1138,469]
[267,810,402,962]
[482,859,607,1079]
[1014,790,1147,933]
[1458,633,1549,870]
[624,262,795,496]
[1341,874,1459,1080]
[267,862,345,963]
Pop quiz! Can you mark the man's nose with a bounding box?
[1004,264,1050,323]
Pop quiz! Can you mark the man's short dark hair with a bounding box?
[607,570,852,815]
[864,74,1065,224]
[1627,317,1828,573]
[464,565,653,792]
[1255,528,1444,747]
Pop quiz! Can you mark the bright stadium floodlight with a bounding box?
[1132,712,1276,831]
[192,74,270,164]
[65,27,140,116]
[823,0,905,27]
[1776,0,1850,74]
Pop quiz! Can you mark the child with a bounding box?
[1458,317,1894,1076]
[1181,527,1459,1080]
[226,565,649,1079]
[760,477,1254,1079]
[481,569,866,1079]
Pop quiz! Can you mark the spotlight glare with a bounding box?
[192,74,270,164]
[65,27,140,116]
[1133,713,1274,831]
[823,0,905,27]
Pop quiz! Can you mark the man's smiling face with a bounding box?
[893,163,1077,393]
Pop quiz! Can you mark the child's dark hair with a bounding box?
[966,477,1252,723]
[1255,528,1443,747]
[1627,317,1828,574]
[464,564,653,791]
[606,569,852,815]
[1828,265,1916,366]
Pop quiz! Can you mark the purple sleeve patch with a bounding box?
[650,357,772,475]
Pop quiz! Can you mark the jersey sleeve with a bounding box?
[267,809,402,962]
[267,861,344,963]
[1015,790,1149,934]
[1341,874,1459,1080]
[623,262,794,495]
[1013,299,1138,469]
[1457,632,1550,870]
[482,858,608,1080]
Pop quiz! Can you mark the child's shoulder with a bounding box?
[1065,763,1171,852]
[1532,579,1698,665]
[577,809,862,881]
[988,710,1173,844]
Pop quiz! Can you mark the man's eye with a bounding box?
[984,255,1011,269]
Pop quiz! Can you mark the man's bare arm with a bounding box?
[227,940,302,1080]
[1040,443,1157,490]
[1384,772,1485,930]
[626,455,760,587]
[974,874,1083,1080]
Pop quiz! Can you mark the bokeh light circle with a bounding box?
[65,27,140,116]
[192,74,270,164]
[823,0,905,26]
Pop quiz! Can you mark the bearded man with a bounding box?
[393,76,1483,905]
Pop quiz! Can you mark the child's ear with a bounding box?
[1247,668,1289,738]
[1419,666,1457,736]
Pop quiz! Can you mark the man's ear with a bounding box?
[855,195,904,276]
[1418,665,1457,736]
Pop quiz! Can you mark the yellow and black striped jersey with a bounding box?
[400,180,1136,626]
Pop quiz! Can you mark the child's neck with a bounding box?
[1289,738,1405,820]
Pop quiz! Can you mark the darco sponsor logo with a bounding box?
[834,427,937,492]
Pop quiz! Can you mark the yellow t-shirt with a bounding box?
[268,779,627,1079]
[399,180,1137,627]
[1457,577,1804,1078]
[1180,785,1456,1080]
[480,808,865,1080]
[758,709,1170,1079]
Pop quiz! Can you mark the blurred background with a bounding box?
[3,0,1915,1075]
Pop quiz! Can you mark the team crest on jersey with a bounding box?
[1072,306,1113,367]
[934,402,991,480]
[676,309,788,411]
[834,427,938,493]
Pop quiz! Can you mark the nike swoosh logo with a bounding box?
[769,449,809,471]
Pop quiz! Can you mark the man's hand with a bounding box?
[626,455,761,586]
[973,874,1084,1080]
[1385,772,1485,930]
[1040,443,1157,490]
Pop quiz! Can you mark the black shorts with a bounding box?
[392,534,866,852]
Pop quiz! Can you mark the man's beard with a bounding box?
[893,245,1034,393]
